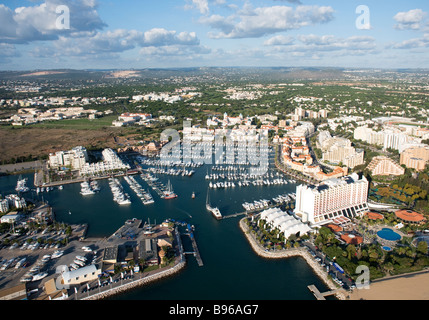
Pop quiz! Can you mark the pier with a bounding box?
[141,174,165,198]
[190,232,203,267]
[184,229,203,267]
[222,212,248,220]
[307,285,340,300]
[221,201,287,220]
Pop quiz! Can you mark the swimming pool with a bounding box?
[377,228,401,241]
[382,246,392,251]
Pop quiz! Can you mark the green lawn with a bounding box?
[29,115,119,130]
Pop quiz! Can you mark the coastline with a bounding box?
[238,217,348,300]
[348,270,429,300]
[81,225,186,300]
[82,259,187,300]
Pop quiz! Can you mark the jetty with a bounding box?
[189,232,203,266]
[183,224,203,267]
[222,212,248,220]
[141,174,165,198]
[307,285,340,300]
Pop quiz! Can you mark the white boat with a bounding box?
[15,176,29,193]
[15,257,27,269]
[80,181,95,195]
[75,255,87,262]
[31,272,48,281]
[90,181,100,192]
[51,250,64,259]
[69,263,80,270]
[74,259,86,267]
[163,180,177,199]
[206,190,222,220]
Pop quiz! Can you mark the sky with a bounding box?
[1,0,429,70]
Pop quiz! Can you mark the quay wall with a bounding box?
[239,218,347,300]
[82,259,186,300]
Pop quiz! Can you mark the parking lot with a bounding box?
[0,223,102,296]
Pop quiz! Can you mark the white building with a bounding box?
[80,148,130,176]
[61,265,101,286]
[49,146,88,170]
[0,212,22,224]
[259,207,312,239]
[319,132,364,168]
[295,173,369,226]
[354,126,421,152]
[0,199,9,213]
[5,194,26,209]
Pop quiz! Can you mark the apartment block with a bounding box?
[400,145,429,171]
[366,156,405,176]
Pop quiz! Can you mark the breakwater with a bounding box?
[238,217,347,300]
[82,259,186,300]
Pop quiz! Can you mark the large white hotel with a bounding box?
[295,173,369,226]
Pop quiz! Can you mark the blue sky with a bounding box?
[1,0,429,70]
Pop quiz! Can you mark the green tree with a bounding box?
[417,241,428,255]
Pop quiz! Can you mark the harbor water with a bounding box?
[0,164,330,300]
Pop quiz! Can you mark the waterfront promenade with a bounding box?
[75,225,186,300]
[238,217,347,300]
[79,258,186,300]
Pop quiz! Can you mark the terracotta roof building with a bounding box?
[326,224,343,233]
[340,233,363,245]
[365,211,384,220]
[395,209,426,224]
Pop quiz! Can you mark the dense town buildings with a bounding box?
[318,131,364,168]
[354,125,425,152]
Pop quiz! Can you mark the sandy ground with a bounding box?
[0,128,117,162]
[349,271,429,300]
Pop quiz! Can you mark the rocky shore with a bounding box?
[239,217,347,300]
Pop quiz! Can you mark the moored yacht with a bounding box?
[163,180,177,199]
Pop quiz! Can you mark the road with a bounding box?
[302,241,354,290]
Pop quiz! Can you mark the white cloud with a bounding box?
[200,5,335,39]
[264,35,295,46]
[0,0,106,44]
[264,34,377,55]
[31,27,203,61]
[390,33,429,49]
[143,28,199,46]
[272,0,302,4]
[394,9,427,30]
[191,0,210,14]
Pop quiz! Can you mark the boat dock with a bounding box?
[221,201,284,220]
[141,174,165,198]
[222,212,248,220]
[307,285,339,300]
[182,223,204,267]
[189,232,203,266]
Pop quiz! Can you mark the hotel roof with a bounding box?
[395,210,426,223]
